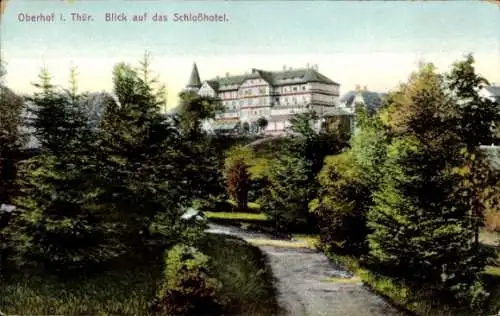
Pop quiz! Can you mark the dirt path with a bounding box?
[207,224,403,316]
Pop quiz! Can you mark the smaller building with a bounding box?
[339,85,386,115]
[479,85,500,104]
[480,145,500,172]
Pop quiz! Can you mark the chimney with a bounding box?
[363,86,367,91]
[355,84,361,91]
[216,75,220,79]
[306,63,310,69]
[289,66,293,71]
[283,65,287,71]
[225,72,229,77]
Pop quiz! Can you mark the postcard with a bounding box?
[0,1,499,316]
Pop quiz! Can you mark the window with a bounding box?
[247,99,252,106]
[302,85,306,91]
[259,87,266,94]
[293,86,297,92]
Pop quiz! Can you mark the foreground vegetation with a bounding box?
[0,55,278,315]
[0,234,279,315]
[2,49,500,315]
[311,56,500,315]
[210,54,500,315]
[325,248,500,316]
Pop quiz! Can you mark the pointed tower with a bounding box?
[185,62,202,92]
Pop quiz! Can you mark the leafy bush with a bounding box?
[310,152,371,256]
[261,155,317,233]
[154,244,227,316]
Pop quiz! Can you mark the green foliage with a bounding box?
[350,108,390,191]
[0,82,25,204]
[223,145,270,205]
[198,234,281,316]
[446,54,500,147]
[0,249,165,315]
[173,92,227,207]
[256,116,268,132]
[96,61,189,253]
[310,152,371,255]
[5,67,114,272]
[257,112,348,233]
[176,91,224,136]
[154,244,226,316]
[261,155,316,233]
[27,67,91,153]
[204,211,268,221]
[366,63,489,307]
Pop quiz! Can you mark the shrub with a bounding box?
[261,155,317,233]
[154,244,227,316]
[311,152,371,256]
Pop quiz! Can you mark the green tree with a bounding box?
[446,54,500,148]
[6,67,112,272]
[225,159,250,212]
[176,91,223,137]
[367,64,489,307]
[256,117,268,133]
[97,61,186,253]
[261,155,315,233]
[0,66,25,203]
[445,54,500,245]
[174,91,226,203]
[310,152,371,255]
[311,108,388,256]
[259,111,348,233]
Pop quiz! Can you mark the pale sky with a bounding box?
[1,1,499,108]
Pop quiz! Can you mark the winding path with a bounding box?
[206,224,404,316]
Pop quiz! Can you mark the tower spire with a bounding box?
[186,62,201,89]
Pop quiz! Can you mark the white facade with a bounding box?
[186,64,342,134]
[479,86,500,103]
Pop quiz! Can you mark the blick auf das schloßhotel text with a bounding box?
[17,12,230,23]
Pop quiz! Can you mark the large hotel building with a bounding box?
[184,63,353,135]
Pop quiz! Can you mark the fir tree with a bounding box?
[6,67,115,272]
[366,64,489,307]
[262,155,315,233]
[97,59,189,253]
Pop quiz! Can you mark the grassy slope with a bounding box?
[0,255,164,315]
[324,247,500,316]
[205,211,268,221]
[0,234,281,316]
[200,234,282,316]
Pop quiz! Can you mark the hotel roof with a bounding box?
[205,67,339,91]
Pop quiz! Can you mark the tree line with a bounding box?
[0,53,225,276]
[222,54,500,313]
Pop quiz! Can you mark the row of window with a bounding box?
[218,85,309,99]
[282,85,307,93]
[224,105,309,118]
